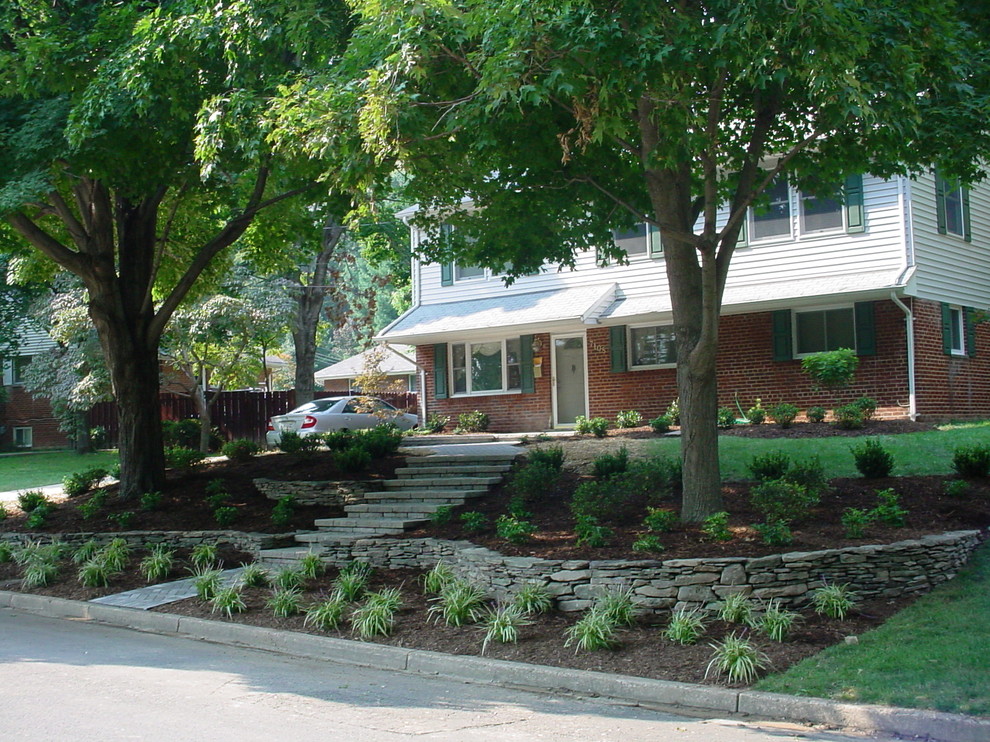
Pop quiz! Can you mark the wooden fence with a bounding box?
[87,390,419,447]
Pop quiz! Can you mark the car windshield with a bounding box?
[290,398,343,414]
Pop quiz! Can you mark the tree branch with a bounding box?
[5,212,89,277]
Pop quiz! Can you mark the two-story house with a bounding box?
[377,172,990,432]
[1,323,66,449]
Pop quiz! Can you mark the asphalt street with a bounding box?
[0,608,889,742]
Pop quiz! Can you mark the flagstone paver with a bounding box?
[89,567,245,610]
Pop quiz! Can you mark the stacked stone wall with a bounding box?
[252,478,380,507]
[0,530,294,553]
[312,530,982,614]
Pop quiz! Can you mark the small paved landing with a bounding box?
[89,568,245,610]
[411,442,524,458]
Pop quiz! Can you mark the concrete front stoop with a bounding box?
[259,447,520,568]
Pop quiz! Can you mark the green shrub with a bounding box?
[832,404,864,430]
[139,491,163,511]
[750,479,819,523]
[276,431,319,455]
[801,348,858,390]
[812,583,858,620]
[628,456,682,498]
[221,439,259,462]
[570,478,623,521]
[706,633,770,683]
[854,396,878,420]
[769,403,799,428]
[745,399,766,425]
[495,514,536,544]
[871,488,908,526]
[17,491,50,513]
[456,410,490,433]
[213,506,238,527]
[164,446,206,469]
[615,409,643,428]
[356,424,404,457]
[0,542,12,563]
[459,511,488,533]
[527,445,565,472]
[430,505,455,526]
[162,418,200,448]
[62,467,109,497]
[664,608,707,645]
[785,456,829,496]
[642,507,678,533]
[509,461,561,501]
[842,507,872,538]
[592,446,629,478]
[850,438,894,478]
[205,491,229,509]
[753,518,793,546]
[952,444,990,478]
[322,429,356,452]
[108,511,135,529]
[649,414,672,434]
[0,502,6,521]
[424,413,449,433]
[575,415,609,437]
[944,479,969,498]
[26,504,52,529]
[335,444,372,473]
[717,407,736,429]
[271,496,295,527]
[747,451,791,481]
[574,515,614,547]
[806,406,827,423]
[701,511,732,541]
[631,534,665,553]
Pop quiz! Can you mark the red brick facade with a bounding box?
[1,386,68,449]
[418,298,990,433]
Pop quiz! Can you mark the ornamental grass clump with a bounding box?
[267,587,303,618]
[706,633,770,684]
[304,595,348,631]
[77,557,114,587]
[332,569,369,602]
[753,600,800,642]
[191,567,223,601]
[595,587,638,627]
[512,582,553,615]
[101,538,130,572]
[351,589,404,638]
[812,583,858,620]
[480,604,532,655]
[428,579,488,627]
[272,567,306,592]
[663,608,708,645]
[564,606,619,653]
[190,542,219,571]
[210,585,247,618]
[421,560,455,595]
[718,593,755,625]
[298,553,325,580]
[239,562,270,588]
[72,539,101,565]
[140,544,175,582]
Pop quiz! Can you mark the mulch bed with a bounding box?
[0,450,401,536]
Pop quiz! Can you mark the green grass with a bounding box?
[0,451,118,492]
[755,540,990,715]
[646,421,990,480]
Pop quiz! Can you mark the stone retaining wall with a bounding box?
[310,530,983,614]
[0,530,295,553]
[253,478,379,507]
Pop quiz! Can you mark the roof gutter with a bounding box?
[889,292,917,421]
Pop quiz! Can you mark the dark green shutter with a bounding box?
[965,307,977,357]
[519,335,535,393]
[772,310,792,361]
[935,176,948,235]
[433,343,448,399]
[963,188,972,242]
[844,174,865,233]
[941,303,953,355]
[440,263,453,286]
[854,301,876,356]
[649,225,663,257]
[610,325,627,372]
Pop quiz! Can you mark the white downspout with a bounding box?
[890,292,917,421]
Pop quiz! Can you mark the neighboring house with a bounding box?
[1,324,67,449]
[314,345,418,393]
[377,172,990,432]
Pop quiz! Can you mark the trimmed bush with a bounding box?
[851,438,894,478]
[527,445,565,472]
[271,496,295,527]
[615,409,642,428]
[769,403,798,428]
[832,404,864,430]
[356,424,404,457]
[642,507,678,532]
[164,446,206,469]
[806,406,827,423]
[425,413,449,433]
[717,407,736,429]
[276,431,319,455]
[592,447,629,478]
[575,415,609,437]
[649,414,672,434]
[495,515,536,544]
[745,399,766,425]
[854,396,878,420]
[17,491,50,513]
[456,410,490,433]
[952,444,990,478]
[162,418,199,448]
[509,461,561,501]
[62,468,108,497]
[221,439,259,462]
[747,450,791,482]
[574,515,614,547]
[335,444,373,473]
[750,478,820,523]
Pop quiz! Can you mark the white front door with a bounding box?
[552,335,588,427]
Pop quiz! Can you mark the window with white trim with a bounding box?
[611,223,661,259]
[946,305,966,355]
[750,175,792,241]
[629,325,677,368]
[450,338,522,395]
[794,307,856,355]
[11,356,31,385]
[453,263,485,281]
[799,188,843,234]
[13,427,32,448]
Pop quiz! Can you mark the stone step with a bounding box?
[361,489,486,502]
[313,516,427,530]
[402,453,519,467]
[257,547,318,565]
[399,435,498,446]
[394,464,513,478]
[383,476,502,489]
[345,502,445,516]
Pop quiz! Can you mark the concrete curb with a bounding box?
[2,590,987,742]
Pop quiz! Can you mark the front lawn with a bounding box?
[756,539,990,716]
[0,450,119,492]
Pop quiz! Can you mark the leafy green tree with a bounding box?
[322,0,989,520]
[0,0,352,497]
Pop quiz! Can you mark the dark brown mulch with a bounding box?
[0,450,401,536]
[717,419,938,439]
[144,566,911,687]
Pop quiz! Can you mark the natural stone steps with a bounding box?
[313,516,426,530]
[382,476,502,490]
[361,490,487,504]
[394,464,513,478]
[402,453,519,467]
[345,503,445,516]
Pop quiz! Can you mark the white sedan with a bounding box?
[265,396,418,447]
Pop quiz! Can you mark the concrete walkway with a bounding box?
[90,567,245,610]
[0,483,64,505]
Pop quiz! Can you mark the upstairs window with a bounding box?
[936,175,971,240]
[799,189,843,234]
[12,356,31,385]
[751,176,791,241]
[453,263,485,281]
